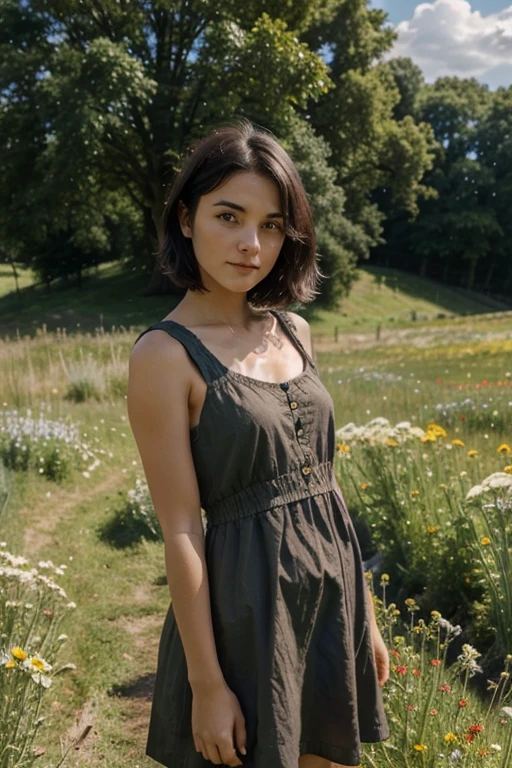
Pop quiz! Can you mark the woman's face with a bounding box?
[178,170,286,294]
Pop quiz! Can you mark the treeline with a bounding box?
[0,1,510,308]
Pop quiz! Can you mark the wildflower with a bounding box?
[431,610,442,620]
[360,482,369,490]
[468,450,479,458]
[395,665,407,675]
[407,705,416,711]
[490,744,502,752]
[439,618,462,636]
[450,749,462,762]
[405,598,420,612]
[11,646,27,661]
[451,439,465,447]
[413,744,427,752]
[481,537,491,546]
[337,443,350,453]
[431,659,441,667]
[478,749,489,756]
[468,724,484,735]
[380,573,390,584]
[439,684,451,693]
[412,669,421,677]
[497,444,512,455]
[4,660,16,669]
[427,525,438,533]
[387,439,399,447]
[429,709,438,716]
[444,733,457,742]
[458,699,468,707]
[390,649,400,658]
[410,490,420,497]
[457,644,483,677]
[501,706,512,718]
[504,466,512,474]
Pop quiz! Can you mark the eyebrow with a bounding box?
[212,200,283,218]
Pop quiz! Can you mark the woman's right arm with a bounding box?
[127,331,224,690]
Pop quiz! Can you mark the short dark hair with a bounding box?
[156,120,321,308]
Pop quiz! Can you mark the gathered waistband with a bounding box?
[204,461,338,527]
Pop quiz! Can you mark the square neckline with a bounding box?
[160,308,310,389]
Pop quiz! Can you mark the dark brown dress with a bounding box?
[133,309,389,767]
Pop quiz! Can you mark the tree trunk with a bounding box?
[442,256,452,284]
[139,197,184,297]
[483,259,496,293]
[465,258,478,292]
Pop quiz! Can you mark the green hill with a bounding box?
[0,261,510,339]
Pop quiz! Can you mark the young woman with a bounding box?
[127,120,390,768]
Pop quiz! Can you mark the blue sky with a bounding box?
[369,1,512,89]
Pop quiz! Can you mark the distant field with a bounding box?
[1,261,509,339]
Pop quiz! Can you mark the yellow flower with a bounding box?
[11,647,27,661]
[413,625,424,633]
[431,610,442,619]
[427,525,438,534]
[360,482,369,490]
[4,660,16,669]
[411,490,420,497]
[337,443,350,453]
[380,573,390,584]
[497,444,512,455]
[421,433,437,443]
[467,450,479,458]
[413,744,427,752]
[504,465,512,474]
[387,439,399,447]
[451,439,465,447]
[481,537,491,546]
[427,423,447,438]
[444,733,457,743]
[29,657,45,671]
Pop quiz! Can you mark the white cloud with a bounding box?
[384,0,512,86]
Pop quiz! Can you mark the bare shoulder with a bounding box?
[128,328,194,417]
[130,326,189,366]
[284,311,312,357]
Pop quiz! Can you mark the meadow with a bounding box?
[1,265,511,767]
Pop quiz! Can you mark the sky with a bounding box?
[369,0,512,89]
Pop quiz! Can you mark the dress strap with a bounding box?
[271,310,317,372]
[132,321,227,384]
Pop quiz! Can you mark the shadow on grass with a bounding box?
[97,507,163,549]
[109,673,156,700]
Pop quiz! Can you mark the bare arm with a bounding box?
[127,331,224,691]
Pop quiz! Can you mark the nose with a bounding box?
[238,227,260,255]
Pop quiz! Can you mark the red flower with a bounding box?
[439,684,451,693]
[390,649,400,658]
[42,609,53,617]
[468,724,484,735]
[407,705,416,711]
[429,709,438,716]
[395,665,407,675]
[458,699,468,708]
[460,414,466,421]
[431,659,441,667]
[412,669,421,677]
[466,733,474,743]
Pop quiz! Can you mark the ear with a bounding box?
[178,200,192,238]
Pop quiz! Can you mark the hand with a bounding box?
[369,623,390,687]
[191,679,247,765]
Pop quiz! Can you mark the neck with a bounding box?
[177,291,266,329]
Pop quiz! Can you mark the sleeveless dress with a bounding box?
[133,309,389,768]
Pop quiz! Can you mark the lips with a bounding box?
[228,262,259,269]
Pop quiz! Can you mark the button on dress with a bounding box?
[133,309,389,768]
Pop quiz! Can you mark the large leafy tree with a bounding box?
[1,0,435,305]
